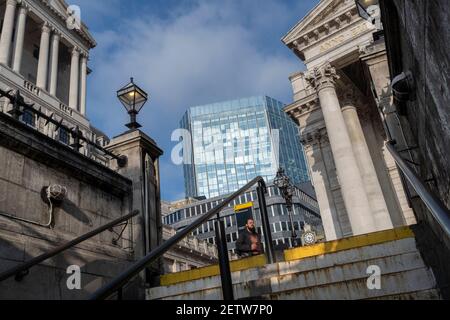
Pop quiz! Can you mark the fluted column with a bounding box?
[306,63,375,235]
[0,0,17,65]
[80,53,88,115]
[302,130,343,240]
[341,98,393,231]
[49,30,60,96]
[36,22,51,89]
[12,3,28,72]
[68,47,80,110]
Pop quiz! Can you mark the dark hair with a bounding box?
[246,218,254,223]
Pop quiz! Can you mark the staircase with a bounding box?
[147,227,441,300]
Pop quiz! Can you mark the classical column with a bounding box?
[302,130,343,240]
[80,53,88,115]
[12,3,28,72]
[341,97,393,231]
[36,23,51,89]
[68,47,80,110]
[306,63,376,235]
[0,0,17,65]
[49,30,60,96]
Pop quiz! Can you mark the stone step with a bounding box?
[271,267,436,300]
[149,251,436,300]
[147,227,441,300]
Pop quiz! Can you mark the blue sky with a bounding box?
[69,0,318,201]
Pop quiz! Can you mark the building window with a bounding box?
[58,128,70,145]
[21,110,35,127]
[224,216,230,228]
[33,45,39,60]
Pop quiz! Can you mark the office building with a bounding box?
[180,96,310,199]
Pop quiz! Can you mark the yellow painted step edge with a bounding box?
[284,226,414,261]
[160,226,414,286]
[160,254,267,286]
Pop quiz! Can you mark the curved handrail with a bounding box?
[90,176,266,300]
[0,210,139,282]
[386,141,450,236]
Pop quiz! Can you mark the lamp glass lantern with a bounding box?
[117,77,149,129]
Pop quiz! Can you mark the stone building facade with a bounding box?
[0,0,163,299]
[161,224,218,273]
[0,0,110,164]
[282,0,416,240]
[379,0,450,299]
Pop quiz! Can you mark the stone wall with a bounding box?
[0,111,137,299]
[380,0,450,299]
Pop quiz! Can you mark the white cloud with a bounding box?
[83,0,313,200]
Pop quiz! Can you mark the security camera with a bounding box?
[391,71,415,103]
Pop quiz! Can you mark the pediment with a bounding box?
[282,0,355,46]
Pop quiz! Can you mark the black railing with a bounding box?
[90,176,274,300]
[0,210,139,282]
[386,141,450,236]
[0,89,127,167]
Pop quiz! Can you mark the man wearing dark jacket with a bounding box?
[236,218,262,257]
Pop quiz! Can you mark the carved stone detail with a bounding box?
[305,63,340,91]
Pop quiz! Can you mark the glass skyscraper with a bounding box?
[180,96,309,199]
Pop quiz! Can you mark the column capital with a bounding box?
[41,21,51,33]
[71,46,80,56]
[6,0,18,7]
[80,51,89,60]
[51,27,62,38]
[18,1,30,13]
[305,62,340,91]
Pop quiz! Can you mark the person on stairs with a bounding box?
[236,218,262,257]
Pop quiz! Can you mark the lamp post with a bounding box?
[117,77,149,130]
[274,168,298,248]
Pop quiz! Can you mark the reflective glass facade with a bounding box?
[181,96,309,199]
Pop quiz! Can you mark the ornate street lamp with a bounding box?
[117,77,149,130]
[274,168,299,247]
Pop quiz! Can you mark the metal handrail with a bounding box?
[90,176,268,300]
[0,210,139,282]
[386,141,450,236]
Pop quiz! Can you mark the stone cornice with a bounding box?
[107,129,164,160]
[293,7,357,49]
[41,0,96,47]
[300,127,328,148]
[28,0,96,49]
[284,0,360,60]
[285,94,319,120]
